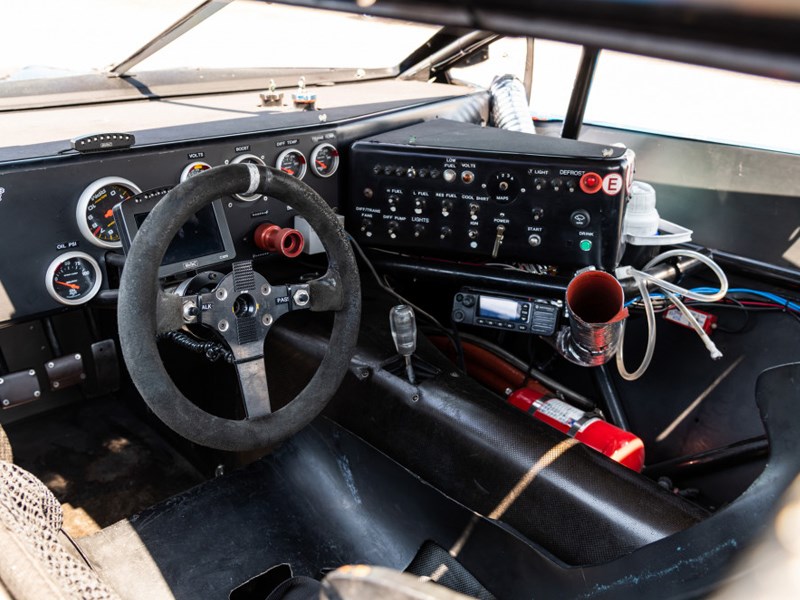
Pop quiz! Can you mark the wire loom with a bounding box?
[158,330,235,364]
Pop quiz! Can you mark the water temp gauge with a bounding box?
[45,252,102,306]
[310,143,339,178]
[276,149,307,179]
[76,177,142,248]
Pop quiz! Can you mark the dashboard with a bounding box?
[0,81,486,326]
[0,78,632,328]
[0,129,339,323]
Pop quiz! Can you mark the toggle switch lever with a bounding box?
[390,305,417,385]
[491,224,506,258]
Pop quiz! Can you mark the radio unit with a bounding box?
[452,289,562,335]
[348,120,634,270]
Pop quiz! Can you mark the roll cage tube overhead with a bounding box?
[279,0,800,83]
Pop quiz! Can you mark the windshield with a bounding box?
[0,0,438,81]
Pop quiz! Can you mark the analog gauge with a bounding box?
[310,143,339,178]
[276,149,307,179]
[180,161,212,182]
[77,177,141,248]
[45,252,102,306]
[230,154,266,201]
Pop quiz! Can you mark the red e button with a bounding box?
[602,173,624,195]
[579,172,602,194]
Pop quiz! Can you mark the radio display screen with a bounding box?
[478,295,525,322]
[134,205,225,267]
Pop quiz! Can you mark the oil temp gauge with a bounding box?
[45,251,102,306]
[276,149,307,179]
[76,176,142,248]
[310,143,339,178]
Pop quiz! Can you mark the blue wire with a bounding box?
[626,287,800,312]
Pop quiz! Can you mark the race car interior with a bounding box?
[1,1,800,599]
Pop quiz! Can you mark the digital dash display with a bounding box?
[134,206,225,267]
[478,295,525,323]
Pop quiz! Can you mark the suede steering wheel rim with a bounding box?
[118,164,361,452]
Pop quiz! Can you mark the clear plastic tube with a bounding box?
[615,249,728,381]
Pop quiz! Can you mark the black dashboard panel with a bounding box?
[0,129,339,324]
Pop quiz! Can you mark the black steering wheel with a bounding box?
[118,164,361,452]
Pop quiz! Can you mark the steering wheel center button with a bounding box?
[233,293,257,319]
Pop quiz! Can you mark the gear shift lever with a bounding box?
[390,305,417,385]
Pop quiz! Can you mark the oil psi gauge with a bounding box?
[310,143,339,178]
[276,149,307,179]
[45,251,102,306]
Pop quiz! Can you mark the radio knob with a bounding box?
[439,226,452,240]
[413,198,426,214]
[462,295,475,308]
[452,310,465,323]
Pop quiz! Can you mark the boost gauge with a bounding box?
[77,177,141,248]
[45,252,102,306]
[310,143,339,178]
[276,149,307,179]
[230,154,266,201]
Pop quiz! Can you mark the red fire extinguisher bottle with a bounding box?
[507,388,645,472]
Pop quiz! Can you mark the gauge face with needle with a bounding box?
[45,252,102,306]
[276,149,307,179]
[310,143,339,178]
[76,177,142,248]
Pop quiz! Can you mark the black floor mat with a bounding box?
[3,397,205,537]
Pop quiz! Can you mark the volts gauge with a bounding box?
[45,252,102,306]
[180,161,212,182]
[276,149,307,179]
[310,143,339,178]
[77,177,141,248]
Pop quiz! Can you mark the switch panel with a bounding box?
[348,120,634,270]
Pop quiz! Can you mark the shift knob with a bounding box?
[390,305,417,385]
[390,305,417,356]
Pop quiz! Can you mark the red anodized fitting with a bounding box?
[253,223,305,258]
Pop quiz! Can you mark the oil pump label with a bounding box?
[537,398,586,428]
